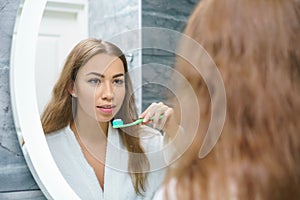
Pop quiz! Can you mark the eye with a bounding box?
[88,78,100,85]
[113,79,124,86]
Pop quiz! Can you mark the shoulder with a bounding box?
[45,126,70,148]
[45,126,67,137]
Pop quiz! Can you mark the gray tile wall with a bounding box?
[0,0,45,199]
[89,0,140,39]
[141,0,197,110]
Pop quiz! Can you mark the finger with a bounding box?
[143,103,160,123]
[156,107,170,129]
[152,105,168,129]
[139,102,158,119]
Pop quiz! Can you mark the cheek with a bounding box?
[77,85,96,106]
[116,87,126,102]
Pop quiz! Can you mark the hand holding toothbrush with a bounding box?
[139,102,180,139]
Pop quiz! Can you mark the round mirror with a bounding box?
[10,0,84,199]
[10,0,143,199]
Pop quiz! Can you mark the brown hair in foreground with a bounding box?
[166,0,300,199]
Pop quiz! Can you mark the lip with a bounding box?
[96,105,116,114]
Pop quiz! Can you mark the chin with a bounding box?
[96,116,113,123]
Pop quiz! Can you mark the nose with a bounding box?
[101,81,114,100]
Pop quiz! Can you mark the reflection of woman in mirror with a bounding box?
[41,38,180,199]
[154,0,300,199]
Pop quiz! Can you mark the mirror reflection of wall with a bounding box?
[35,0,88,114]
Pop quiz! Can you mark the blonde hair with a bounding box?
[166,0,300,199]
[41,38,149,195]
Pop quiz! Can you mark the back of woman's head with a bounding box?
[168,0,300,199]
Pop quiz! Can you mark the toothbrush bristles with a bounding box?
[112,119,124,128]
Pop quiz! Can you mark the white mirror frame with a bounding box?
[10,0,81,199]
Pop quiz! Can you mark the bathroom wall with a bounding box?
[0,0,46,199]
[141,0,197,110]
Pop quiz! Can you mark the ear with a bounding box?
[68,81,77,98]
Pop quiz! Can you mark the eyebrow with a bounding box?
[86,72,124,78]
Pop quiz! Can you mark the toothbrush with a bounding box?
[112,115,164,128]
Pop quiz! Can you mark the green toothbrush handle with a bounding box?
[136,115,164,124]
[149,115,164,121]
[113,115,164,128]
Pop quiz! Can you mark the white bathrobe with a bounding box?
[46,123,169,200]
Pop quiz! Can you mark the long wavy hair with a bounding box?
[166,0,300,199]
[41,38,149,195]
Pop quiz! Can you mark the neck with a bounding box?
[71,112,109,144]
[70,118,108,166]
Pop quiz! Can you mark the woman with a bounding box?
[155,0,300,199]
[42,38,179,199]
